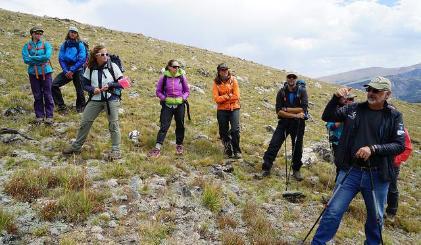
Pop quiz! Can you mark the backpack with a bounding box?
[27,41,52,80]
[394,128,412,166]
[64,40,90,67]
[161,74,191,120]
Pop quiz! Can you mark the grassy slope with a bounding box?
[0,8,420,244]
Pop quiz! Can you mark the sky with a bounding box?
[1,0,421,77]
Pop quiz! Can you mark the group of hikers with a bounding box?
[21,25,412,244]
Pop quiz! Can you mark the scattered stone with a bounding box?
[0,78,6,85]
[197,68,210,77]
[116,205,128,218]
[130,176,142,200]
[128,91,139,98]
[3,106,26,116]
[236,76,249,84]
[262,101,275,110]
[314,82,322,88]
[108,179,119,188]
[265,125,276,133]
[189,85,205,94]
[193,134,210,141]
[108,220,118,228]
[91,226,103,233]
[181,185,192,197]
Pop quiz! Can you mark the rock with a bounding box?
[91,226,103,233]
[309,176,320,186]
[236,76,249,84]
[3,106,26,116]
[193,134,210,141]
[314,82,322,88]
[95,233,104,240]
[112,193,128,202]
[108,220,118,228]
[116,205,128,218]
[301,147,318,166]
[265,125,276,133]
[130,176,142,200]
[242,113,250,118]
[197,68,210,77]
[181,185,192,197]
[0,78,6,85]
[128,91,139,98]
[118,108,125,114]
[189,85,205,94]
[262,101,275,110]
[130,65,137,71]
[108,179,119,188]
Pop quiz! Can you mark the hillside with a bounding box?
[0,8,420,244]
[318,64,421,103]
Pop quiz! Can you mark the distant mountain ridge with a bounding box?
[318,64,421,103]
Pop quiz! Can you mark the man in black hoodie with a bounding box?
[311,76,405,245]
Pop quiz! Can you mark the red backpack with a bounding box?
[394,128,412,167]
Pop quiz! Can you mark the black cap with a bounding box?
[217,63,229,71]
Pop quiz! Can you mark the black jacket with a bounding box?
[322,96,405,181]
[275,84,308,119]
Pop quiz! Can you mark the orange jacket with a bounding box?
[212,76,240,111]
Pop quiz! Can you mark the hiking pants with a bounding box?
[28,73,54,119]
[72,100,121,152]
[52,70,85,110]
[262,118,305,171]
[386,166,400,216]
[217,109,241,154]
[156,103,185,145]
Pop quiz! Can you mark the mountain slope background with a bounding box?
[0,8,420,244]
[318,64,421,103]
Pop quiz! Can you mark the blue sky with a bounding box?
[1,0,420,77]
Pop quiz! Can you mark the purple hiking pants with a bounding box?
[28,73,54,118]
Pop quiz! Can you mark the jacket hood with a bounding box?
[164,68,185,77]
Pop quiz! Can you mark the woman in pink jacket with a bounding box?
[148,60,190,157]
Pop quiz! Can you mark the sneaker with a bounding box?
[62,145,81,155]
[45,118,54,125]
[147,148,161,158]
[292,170,304,181]
[176,145,184,155]
[233,152,242,159]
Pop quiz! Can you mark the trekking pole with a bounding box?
[284,129,289,192]
[302,167,353,243]
[367,159,384,245]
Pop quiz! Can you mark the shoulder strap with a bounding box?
[107,60,117,81]
[162,75,168,93]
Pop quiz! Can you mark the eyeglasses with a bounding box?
[96,53,109,57]
[365,87,385,93]
[34,31,43,35]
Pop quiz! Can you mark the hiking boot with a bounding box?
[292,170,304,181]
[45,118,54,125]
[147,148,161,158]
[223,142,233,158]
[57,105,68,114]
[176,145,184,155]
[106,150,122,160]
[233,152,242,159]
[76,107,85,113]
[385,213,396,223]
[262,170,271,177]
[34,117,43,125]
[62,145,81,155]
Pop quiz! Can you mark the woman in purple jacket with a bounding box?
[148,60,190,157]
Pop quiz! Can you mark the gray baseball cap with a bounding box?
[364,76,391,91]
[68,26,79,33]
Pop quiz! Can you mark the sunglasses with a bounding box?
[69,31,78,34]
[170,65,179,69]
[34,31,43,35]
[96,53,109,57]
[219,68,228,71]
[365,87,385,93]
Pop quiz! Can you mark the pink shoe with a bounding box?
[176,145,184,155]
[147,148,161,158]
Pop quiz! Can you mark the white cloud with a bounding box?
[1,0,421,77]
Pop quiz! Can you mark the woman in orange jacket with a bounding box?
[212,63,242,158]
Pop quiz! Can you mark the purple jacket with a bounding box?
[156,75,190,101]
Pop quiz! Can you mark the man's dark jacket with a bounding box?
[322,95,405,181]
